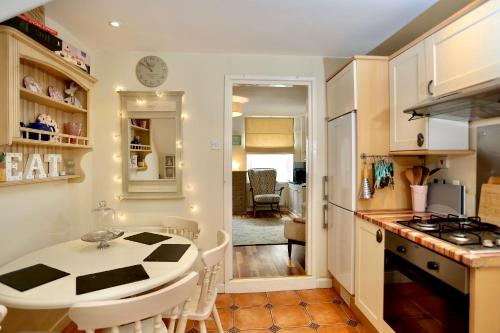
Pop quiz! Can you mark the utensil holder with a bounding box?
[411,185,428,212]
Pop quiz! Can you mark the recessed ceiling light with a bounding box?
[109,21,120,28]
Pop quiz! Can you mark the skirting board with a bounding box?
[222,277,332,293]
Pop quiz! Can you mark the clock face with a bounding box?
[135,56,168,88]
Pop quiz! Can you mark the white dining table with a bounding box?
[0,232,198,309]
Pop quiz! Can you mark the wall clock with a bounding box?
[135,56,168,88]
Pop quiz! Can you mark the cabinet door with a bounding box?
[355,218,384,331]
[326,62,356,119]
[425,0,500,96]
[389,42,428,151]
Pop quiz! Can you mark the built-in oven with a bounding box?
[384,232,470,333]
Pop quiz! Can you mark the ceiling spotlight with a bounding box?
[109,21,120,28]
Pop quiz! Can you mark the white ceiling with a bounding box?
[45,0,437,56]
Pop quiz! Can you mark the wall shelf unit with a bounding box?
[0,26,97,186]
[0,175,81,187]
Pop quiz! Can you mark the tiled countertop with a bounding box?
[355,210,500,268]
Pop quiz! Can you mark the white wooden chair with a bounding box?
[68,271,198,333]
[164,230,230,333]
[161,217,200,241]
[0,305,7,331]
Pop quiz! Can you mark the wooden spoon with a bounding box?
[413,166,423,186]
[405,168,415,185]
[420,167,430,185]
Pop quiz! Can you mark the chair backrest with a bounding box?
[248,168,277,195]
[196,230,230,312]
[68,271,198,333]
[0,305,7,331]
[162,216,200,240]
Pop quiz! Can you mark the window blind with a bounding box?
[245,117,294,153]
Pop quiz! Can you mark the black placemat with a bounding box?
[144,244,191,262]
[76,264,149,295]
[0,264,69,292]
[124,232,172,245]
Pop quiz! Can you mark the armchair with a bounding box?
[248,168,284,217]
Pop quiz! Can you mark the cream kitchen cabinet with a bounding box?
[389,42,469,151]
[355,217,385,332]
[425,0,500,97]
[326,62,356,119]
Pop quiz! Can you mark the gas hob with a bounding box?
[398,214,500,254]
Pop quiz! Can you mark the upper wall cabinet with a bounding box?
[390,42,429,151]
[425,0,500,96]
[326,62,356,119]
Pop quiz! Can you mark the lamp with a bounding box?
[232,102,243,117]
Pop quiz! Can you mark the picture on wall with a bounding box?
[232,135,242,146]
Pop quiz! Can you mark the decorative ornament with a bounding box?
[23,76,42,94]
[23,153,47,180]
[5,153,23,181]
[48,86,64,101]
[64,82,83,108]
[45,154,62,177]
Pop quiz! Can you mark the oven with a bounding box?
[384,232,470,333]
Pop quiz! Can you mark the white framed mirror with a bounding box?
[118,91,184,199]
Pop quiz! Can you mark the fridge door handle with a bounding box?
[323,176,328,200]
[323,204,328,229]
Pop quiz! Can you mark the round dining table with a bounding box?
[0,232,198,309]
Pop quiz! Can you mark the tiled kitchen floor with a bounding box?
[186,288,364,333]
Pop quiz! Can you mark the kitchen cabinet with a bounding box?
[425,0,500,97]
[326,62,356,119]
[389,43,469,151]
[355,217,385,331]
[288,183,306,217]
[389,41,428,151]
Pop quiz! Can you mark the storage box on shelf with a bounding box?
[0,26,97,186]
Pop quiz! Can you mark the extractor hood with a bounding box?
[404,78,500,122]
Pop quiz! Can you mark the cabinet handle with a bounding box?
[427,261,439,271]
[376,229,383,243]
[322,176,328,200]
[323,204,328,229]
[427,80,434,96]
[397,245,407,253]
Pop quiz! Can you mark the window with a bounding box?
[246,154,294,183]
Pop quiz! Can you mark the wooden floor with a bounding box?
[233,244,306,278]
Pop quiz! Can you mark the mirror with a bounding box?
[119,91,184,199]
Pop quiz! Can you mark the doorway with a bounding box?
[223,76,316,292]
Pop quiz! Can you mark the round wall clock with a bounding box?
[135,56,168,88]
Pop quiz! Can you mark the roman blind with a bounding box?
[245,117,294,153]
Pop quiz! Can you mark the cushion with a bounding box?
[284,220,306,242]
[254,194,281,203]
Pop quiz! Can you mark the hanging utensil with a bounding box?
[359,162,372,199]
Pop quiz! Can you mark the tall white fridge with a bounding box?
[326,111,356,295]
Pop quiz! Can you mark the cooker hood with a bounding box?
[404,78,500,122]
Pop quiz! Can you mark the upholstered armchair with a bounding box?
[247,168,284,217]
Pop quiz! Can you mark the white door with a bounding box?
[425,0,500,96]
[328,204,355,295]
[326,62,357,119]
[389,41,428,151]
[327,113,356,210]
[355,217,385,331]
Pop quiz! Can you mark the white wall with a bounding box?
[92,51,328,280]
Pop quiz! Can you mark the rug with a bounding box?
[232,215,290,246]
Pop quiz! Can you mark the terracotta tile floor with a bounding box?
[186,288,363,333]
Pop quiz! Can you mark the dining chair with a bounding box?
[165,230,230,333]
[68,271,198,333]
[0,305,7,331]
[162,216,200,241]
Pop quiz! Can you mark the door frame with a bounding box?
[223,75,319,292]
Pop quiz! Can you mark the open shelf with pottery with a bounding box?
[129,119,151,171]
[0,26,97,186]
